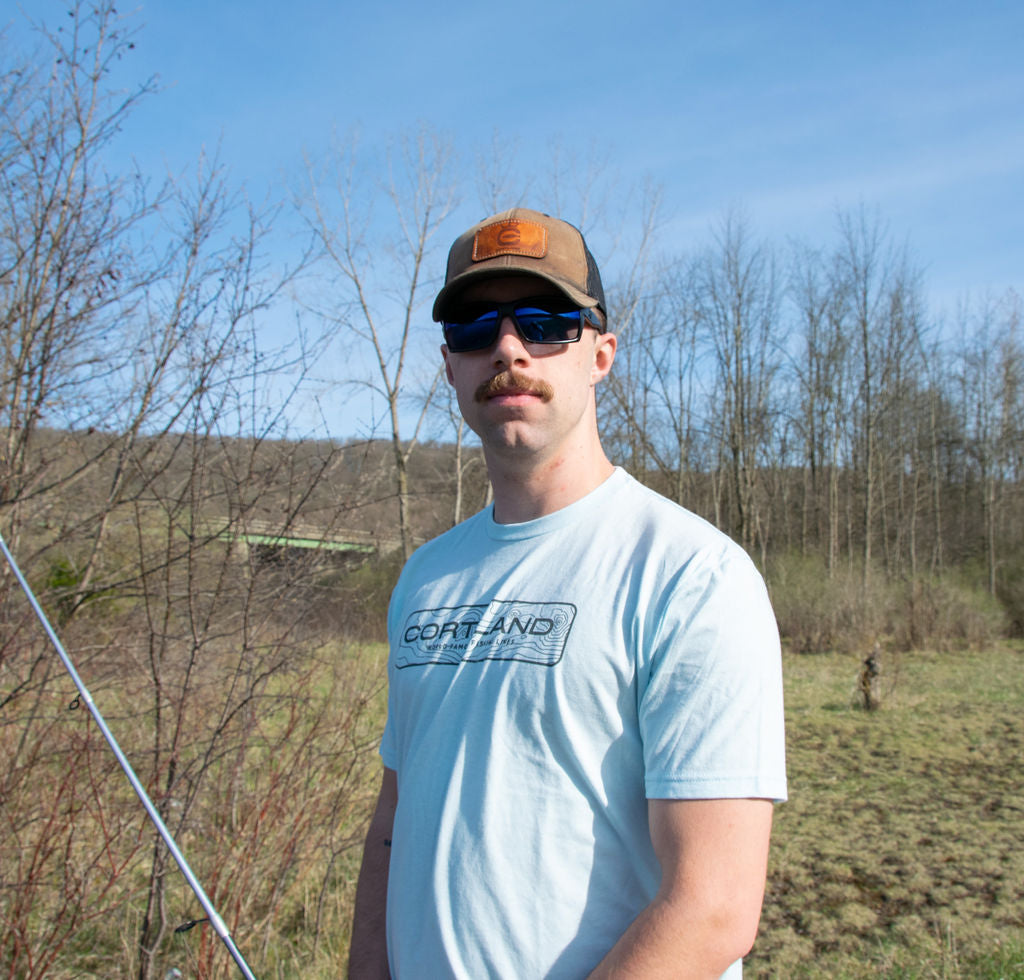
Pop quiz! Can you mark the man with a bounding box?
[349,208,787,979]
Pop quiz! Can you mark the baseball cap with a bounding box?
[432,208,606,322]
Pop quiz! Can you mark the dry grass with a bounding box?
[750,644,1024,978]
[5,586,1022,978]
[0,610,389,979]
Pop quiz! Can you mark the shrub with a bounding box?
[892,575,1007,651]
[996,555,1024,637]
[766,555,1008,654]
[314,552,405,642]
[767,554,883,654]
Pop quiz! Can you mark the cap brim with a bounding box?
[432,265,600,322]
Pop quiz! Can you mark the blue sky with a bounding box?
[9,0,1022,303]
[6,1,1023,434]
[12,0,1018,303]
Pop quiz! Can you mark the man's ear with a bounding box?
[590,332,617,386]
[441,344,454,385]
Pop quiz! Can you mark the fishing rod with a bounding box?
[0,531,259,980]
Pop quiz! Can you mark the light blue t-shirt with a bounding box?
[380,468,787,979]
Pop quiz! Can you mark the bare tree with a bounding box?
[698,210,781,560]
[603,256,704,505]
[1,7,385,979]
[0,2,159,534]
[955,291,1024,596]
[833,207,926,584]
[788,241,850,571]
[299,128,457,560]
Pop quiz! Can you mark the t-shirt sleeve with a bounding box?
[639,548,788,802]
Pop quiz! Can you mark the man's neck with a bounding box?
[485,446,616,524]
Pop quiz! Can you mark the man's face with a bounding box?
[440,276,616,461]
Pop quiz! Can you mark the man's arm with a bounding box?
[348,767,398,980]
[588,797,774,980]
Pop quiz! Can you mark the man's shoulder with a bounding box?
[614,471,744,558]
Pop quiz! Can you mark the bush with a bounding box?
[893,574,1007,651]
[314,552,405,642]
[996,555,1024,637]
[767,554,1008,654]
[767,554,883,654]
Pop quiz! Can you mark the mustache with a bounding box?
[474,370,554,403]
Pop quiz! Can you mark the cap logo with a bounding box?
[472,219,548,262]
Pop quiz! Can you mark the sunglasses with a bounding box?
[441,296,604,353]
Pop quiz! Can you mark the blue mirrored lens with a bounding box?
[515,307,581,343]
[444,312,500,351]
[443,301,583,352]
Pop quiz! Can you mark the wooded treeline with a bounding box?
[0,4,1021,977]
[2,1,1020,614]
[600,213,1023,625]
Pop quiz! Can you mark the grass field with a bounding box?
[330,643,1023,978]
[750,644,1024,979]
[5,626,1022,977]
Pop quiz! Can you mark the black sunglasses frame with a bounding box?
[441,297,604,353]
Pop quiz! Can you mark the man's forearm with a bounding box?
[348,769,397,979]
[587,798,772,980]
[586,894,751,979]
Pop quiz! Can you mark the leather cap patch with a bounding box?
[472,219,548,261]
